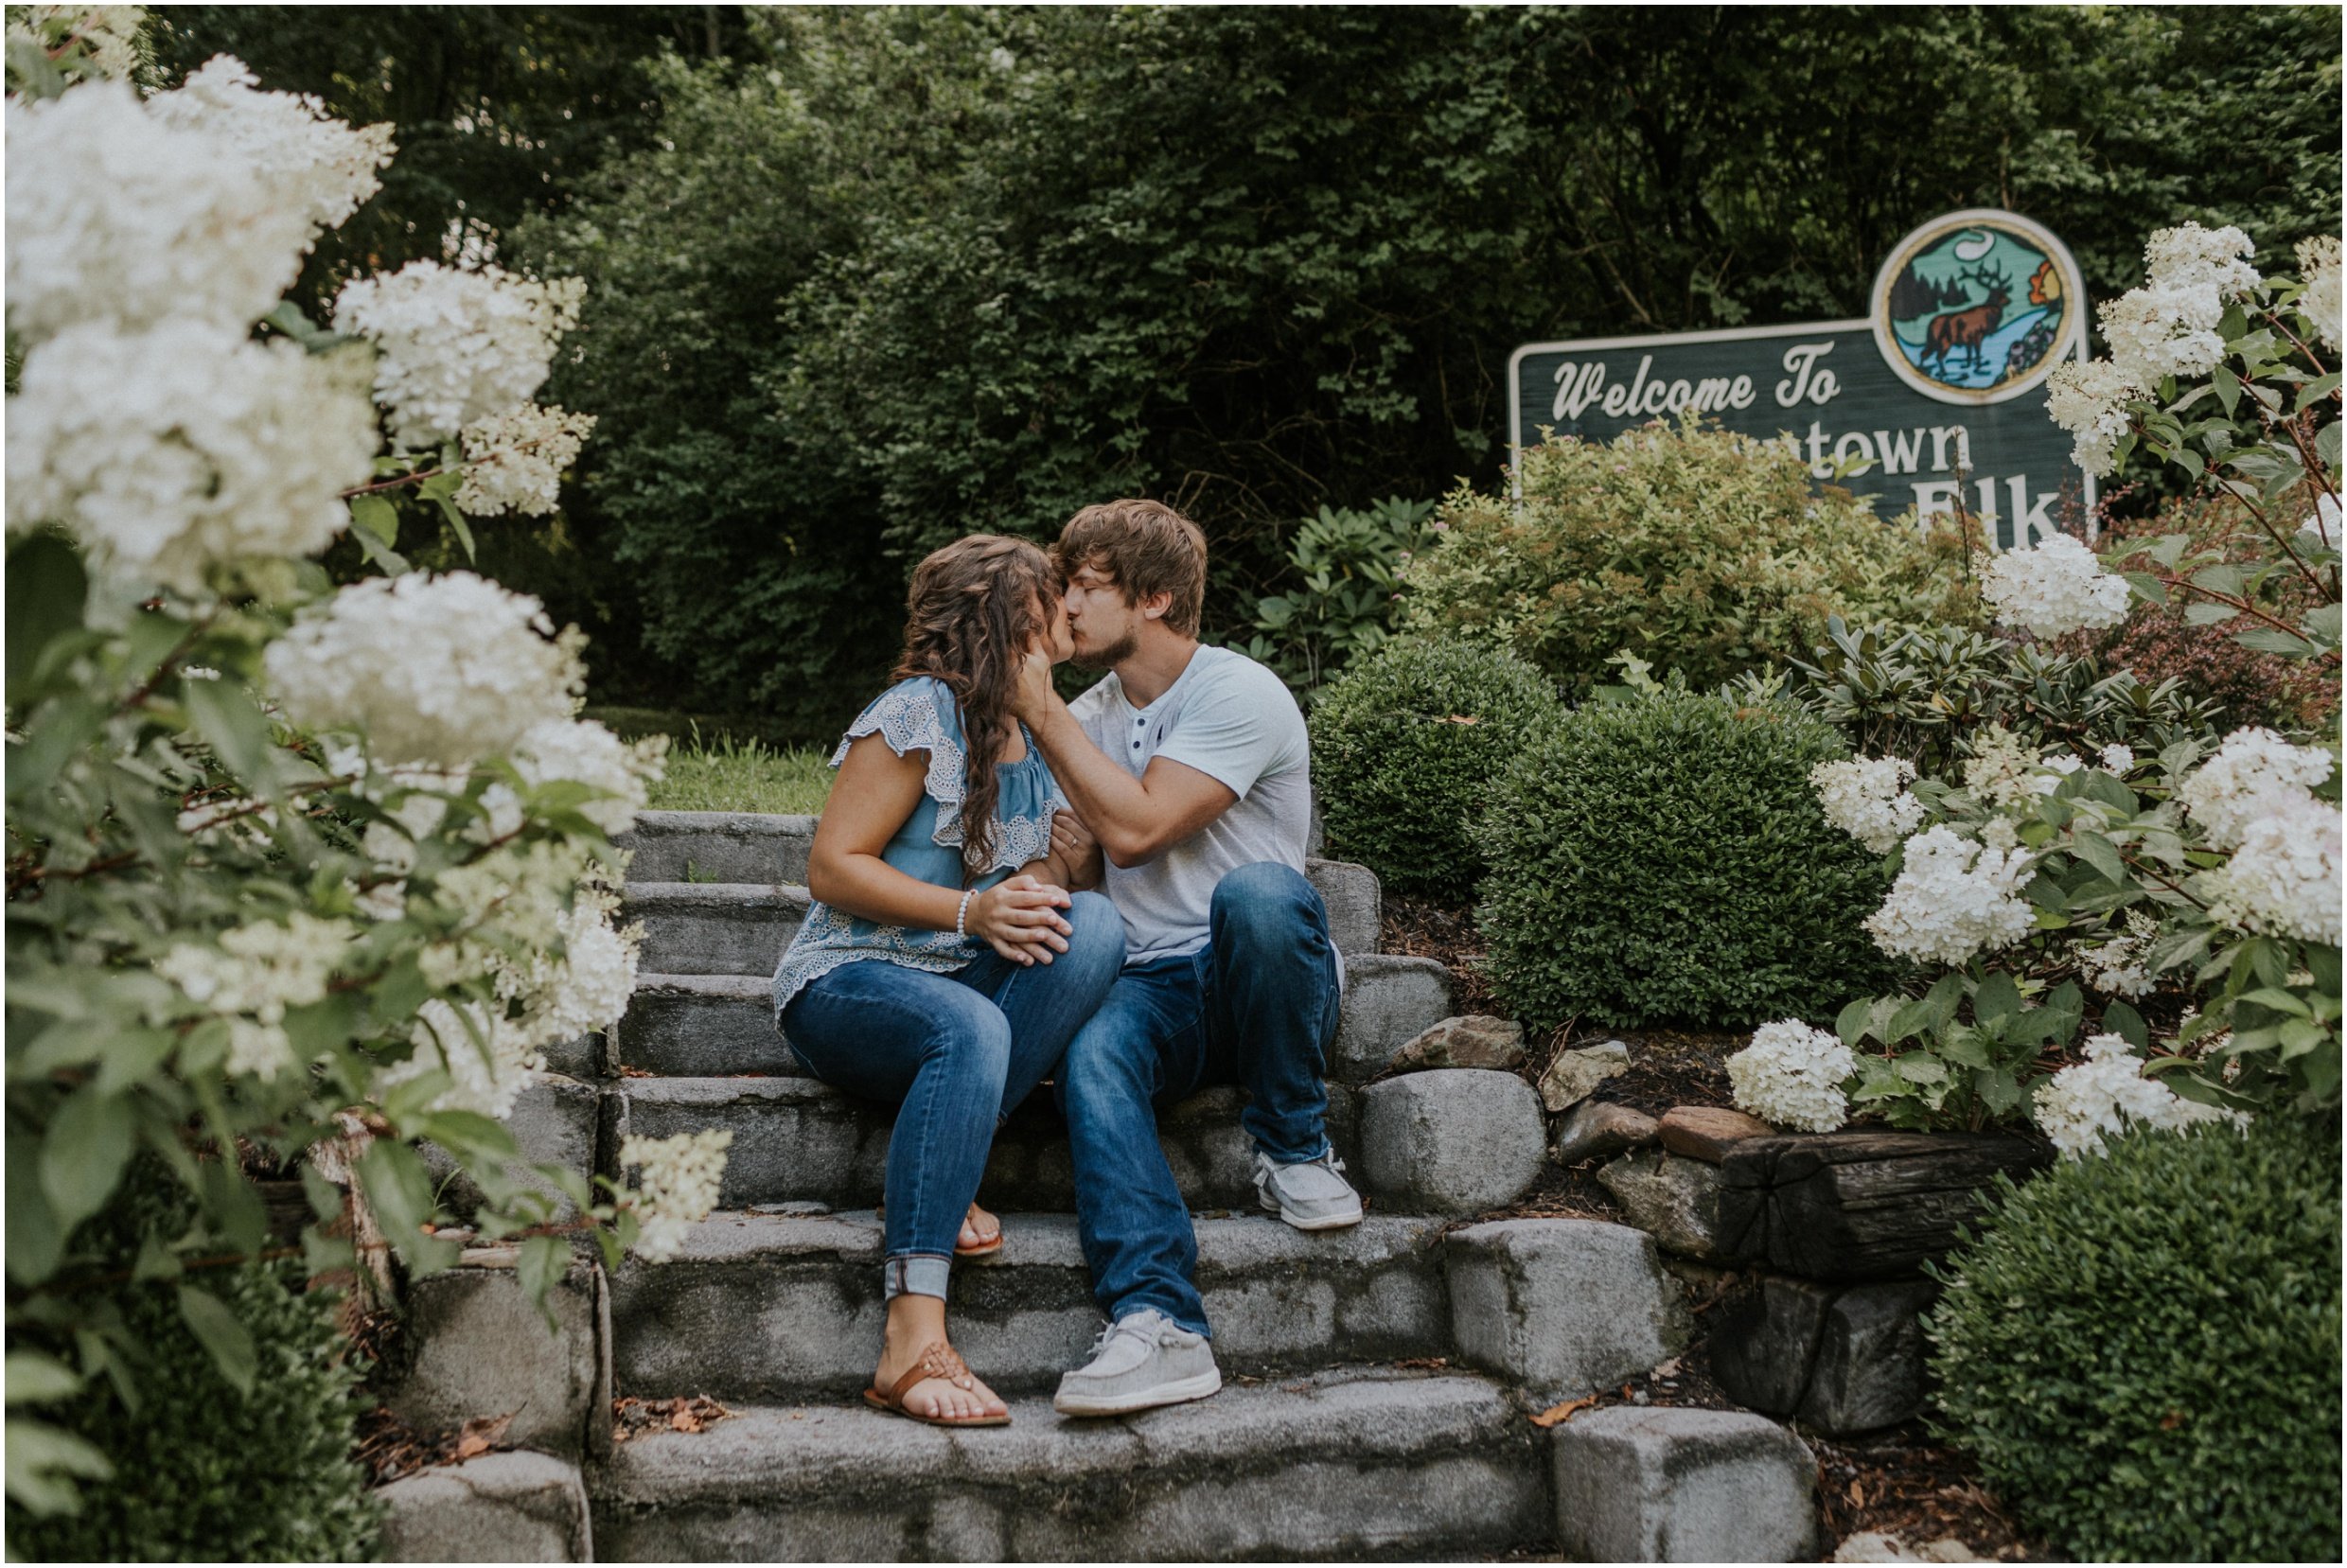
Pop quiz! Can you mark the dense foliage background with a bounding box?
[152,5,2345,734]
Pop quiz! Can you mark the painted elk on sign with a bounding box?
[1920,265,2012,377]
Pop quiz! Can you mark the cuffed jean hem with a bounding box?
[883,1253,952,1302]
[1109,1292,1213,1341]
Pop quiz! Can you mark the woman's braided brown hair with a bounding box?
[892,535,1063,884]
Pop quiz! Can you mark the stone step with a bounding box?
[621,861,1382,974]
[613,954,1455,1084]
[602,1081,1362,1214]
[617,809,820,886]
[590,1368,1551,1561]
[606,1210,1452,1404]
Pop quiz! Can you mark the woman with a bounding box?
[772,535,1123,1427]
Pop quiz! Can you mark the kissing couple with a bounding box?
[769,499,1358,1428]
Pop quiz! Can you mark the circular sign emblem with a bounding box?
[1870,208,2086,405]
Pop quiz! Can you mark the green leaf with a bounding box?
[348,494,400,549]
[1973,1066,2022,1114]
[2240,986,2314,1017]
[3,1351,82,1406]
[2182,602,2241,626]
[1835,995,1876,1050]
[2070,830,2127,888]
[1972,971,2021,1025]
[39,1085,132,1234]
[2231,627,2318,656]
[2101,1000,2148,1049]
[5,1416,115,1515]
[434,498,477,561]
[6,534,88,709]
[516,1236,569,1327]
[2212,363,2242,415]
[181,678,279,798]
[350,525,412,575]
[175,1285,256,1397]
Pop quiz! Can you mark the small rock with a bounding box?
[1552,1101,1660,1166]
[1597,1150,1734,1262]
[1386,1013,1527,1074]
[1710,1274,1838,1415]
[1551,1405,1817,1561]
[1658,1105,1777,1163]
[1834,1530,1983,1563]
[1798,1279,1940,1434]
[1538,1038,1629,1112]
[1358,1069,1546,1212]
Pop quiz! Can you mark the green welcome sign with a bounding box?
[1509,209,2093,549]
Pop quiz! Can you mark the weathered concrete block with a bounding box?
[623,882,810,977]
[613,810,817,886]
[1554,1101,1660,1166]
[1799,1279,1939,1434]
[1709,1274,1839,1416]
[1444,1219,1686,1403]
[1388,1014,1527,1074]
[1332,956,1456,1083]
[1359,1069,1544,1214]
[620,973,801,1077]
[1597,1150,1734,1262]
[1539,1038,1629,1111]
[383,1260,604,1458]
[1551,1406,1817,1562]
[422,1073,599,1222]
[1306,857,1381,957]
[378,1451,592,1563]
[537,1032,608,1081]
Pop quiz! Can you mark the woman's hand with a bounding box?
[966,873,1074,965]
[1049,807,1105,890]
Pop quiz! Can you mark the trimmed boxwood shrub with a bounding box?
[1928,1119,2341,1563]
[1474,685,1896,1029]
[1309,637,1560,898]
[8,1174,380,1562]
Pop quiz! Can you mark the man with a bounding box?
[1008,498,1361,1418]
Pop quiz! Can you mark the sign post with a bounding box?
[1508,210,2094,549]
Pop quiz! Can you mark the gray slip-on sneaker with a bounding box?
[1052,1310,1222,1418]
[1254,1148,1365,1231]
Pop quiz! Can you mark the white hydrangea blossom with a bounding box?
[2099,743,2135,775]
[508,895,642,1048]
[2176,726,2337,850]
[455,402,597,517]
[379,997,539,1120]
[2033,1034,2241,1159]
[2043,359,2144,477]
[512,718,668,837]
[6,321,378,591]
[1864,825,2036,966]
[4,78,315,343]
[619,1129,733,1261]
[421,838,594,993]
[148,56,395,236]
[153,911,358,1079]
[2099,283,2227,384]
[1809,756,1924,854]
[2297,235,2341,352]
[2142,222,2262,301]
[7,6,147,79]
[2300,493,2341,551]
[1726,1020,1855,1134]
[2209,790,2342,945]
[332,260,587,448]
[2076,910,2160,1000]
[1960,725,2063,811]
[264,572,586,766]
[1979,533,2134,638]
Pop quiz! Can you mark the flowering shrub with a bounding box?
[1724,1020,1854,1133]
[3,15,717,1517]
[1474,681,1897,1030]
[1398,419,1979,696]
[1306,637,1559,898]
[1927,1117,2340,1562]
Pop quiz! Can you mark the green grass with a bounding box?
[644,730,836,816]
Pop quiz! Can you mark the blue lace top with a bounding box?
[771,677,1068,1015]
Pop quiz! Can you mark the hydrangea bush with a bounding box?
[1727,223,2338,1145]
[3,13,722,1516]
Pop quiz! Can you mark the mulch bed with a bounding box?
[354,1406,517,1487]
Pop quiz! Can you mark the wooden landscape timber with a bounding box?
[1715,1131,2055,1282]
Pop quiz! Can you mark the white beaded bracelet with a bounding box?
[955,888,978,940]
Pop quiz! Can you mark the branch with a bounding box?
[339,468,448,501]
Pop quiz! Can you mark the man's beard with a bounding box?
[1071,631,1138,671]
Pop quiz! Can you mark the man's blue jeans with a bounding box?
[782,890,1125,1300]
[1053,861,1341,1336]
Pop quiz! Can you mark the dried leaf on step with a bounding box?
[1529,1395,1599,1429]
[451,1411,515,1460]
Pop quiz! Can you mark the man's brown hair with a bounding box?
[1053,499,1208,638]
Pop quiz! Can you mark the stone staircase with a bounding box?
[381,810,1819,1563]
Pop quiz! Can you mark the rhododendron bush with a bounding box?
[3,12,719,1515]
[1729,223,2339,1149]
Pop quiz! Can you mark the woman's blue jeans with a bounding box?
[780,890,1124,1301]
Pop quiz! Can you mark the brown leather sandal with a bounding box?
[862,1341,1011,1427]
[873,1200,1006,1260]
